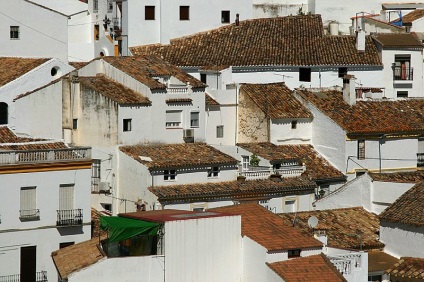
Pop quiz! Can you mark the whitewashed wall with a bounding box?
[253,1,308,18]
[242,236,269,282]
[380,221,424,258]
[206,106,237,146]
[270,118,312,145]
[164,215,242,282]
[372,181,415,214]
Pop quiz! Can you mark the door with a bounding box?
[59,184,74,221]
[21,246,36,282]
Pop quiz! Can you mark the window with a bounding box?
[0,102,8,124]
[20,187,39,221]
[397,91,408,98]
[291,120,297,129]
[368,275,382,282]
[207,166,219,178]
[180,6,190,20]
[10,26,19,39]
[166,110,182,128]
[94,24,99,40]
[393,54,412,80]
[51,66,60,77]
[145,6,155,20]
[190,112,199,128]
[299,68,311,82]
[216,125,224,138]
[288,249,301,258]
[21,246,36,281]
[242,156,249,171]
[93,0,99,12]
[200,73,207,84]
[59,184,74,211]
[357,140,365,160]
[92,159,101,192]
[72,119,78,129]
[284,199,296,213]
[107,0,113,12]
[123,119,132,131]
[221,11,230,23]
[338,67,348,78]
[164,169,177,181]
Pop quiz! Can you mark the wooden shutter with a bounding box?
[20,187,36,213]
[59,185,74,210]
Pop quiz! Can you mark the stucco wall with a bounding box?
[380,221,424,258]
[372,181,414,214]
[270,118,312,144]
[242,236,269,282]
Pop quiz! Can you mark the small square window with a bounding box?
[291,120,297,129]
[72,119,78,130]
[299,68,311,82]
[180,6,190,20]
[221,11,230,23]
[190,112,199,128]
[164,169,176,181]
[216,125,224,138]
[288,249,301,258]
[145,6,155,20]
[123,119,132,132]
[338,67,348,78]
[208,166,219,178]
[357,140,365,160]
[397,91,408,98]
[10,26,19,39]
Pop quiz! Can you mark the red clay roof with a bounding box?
[149,178,317,202]
[240,83,312,119]
[400,9,424,24]
[209,203,322,251]
[0,126,67,150]
[0,57,50,87]
[369,171,424,183]
[279,207,383,250]
[119,143,238,169]
[120,209,231,223]
[379,181,424,227]
[387,257,424,279]
[205,93,219,106]
[131,15,381,68]
[267,254,347,282]
[368,250,398,272]
[296,89,424,135]
[373,33,423,48]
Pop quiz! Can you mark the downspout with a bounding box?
[235,84,238,145]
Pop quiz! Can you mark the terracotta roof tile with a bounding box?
[369,171,424,183]
[400,9,424,24]
[240,83,312,119]
[379,181,424,227]
[69,61,89,69]
[387,257,424,279]
[79,76,151,105]
[267,254,347,282]
[149,178,317,202]
[119,143,238,169]
[131,15,381,68]
[102,55,206,89]
[205,93,219,105]
[279,207,383,250]
[0,126,68,150]
[91,208,108,238]
[237,143,345,181]
[0,57,49,87]
[373,33,423,48]
[368,250,398,272]
[296,89,424,135]
[209,203,322,251]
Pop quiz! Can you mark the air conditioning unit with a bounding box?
[183,129,194,138]
[98,182,110,192]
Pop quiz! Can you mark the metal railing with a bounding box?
[238,165,305,180]
[0,147,91,165]
[328,252,363,275]
[0,271,47,282]
[56,209,83,226]
[393,66,413,80]
[19,209,40,221]
[418,153,424,167]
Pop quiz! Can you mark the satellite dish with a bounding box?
[307,216,318,229]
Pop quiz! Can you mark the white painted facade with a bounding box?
[380,221,424,258]
[270,118,312,145]
[253,0,308,19]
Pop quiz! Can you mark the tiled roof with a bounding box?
[209,203,322,251]
[400,9,424,24]
[91,208,109,238]
[240,83,312,119]
[237,143,345,181]
[79,76,151,105]
[278,207,383,250]
[387,257,424,279]
[205,93,219,105]
[369,171,424,183]
[296,89,424,135]
[102,55,206,89]
[0,126,67,150]
[267,254,347,282]
[149,178,317,202]
[51,236,106,280]
[379,181,424,226]
[165,98,192,103]
[368,250,398,272]
[131,15,382,68]
[373,33,423,48]
[69,61,89,69]
[0,57,49,87]
[119,143,238,169]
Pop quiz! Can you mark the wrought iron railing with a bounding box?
[418,153,424,167]
[56,209,83,226]
[0,271,47,282]
[393,66,413,81]
[19,209,40,221]
[0,147,91,165]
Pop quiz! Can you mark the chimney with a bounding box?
[235,14,240,26]
[343,75,356,106]
[356,29,366,51]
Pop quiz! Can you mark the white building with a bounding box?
[0,126,92,282]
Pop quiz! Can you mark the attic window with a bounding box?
[164,170,176,181]
[145,6,155,20]
[180,6,190,20]
[291,120,297,129]
[200,73,207,84]
[357,140,365,160]
[338,67,348,78]
[288,249,301,258]
[299,68,311,82]
[221,11,230,23]
[123,119,132,132]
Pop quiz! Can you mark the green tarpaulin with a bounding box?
[100,216,160,243]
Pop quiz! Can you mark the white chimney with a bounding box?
[356,29,366,51]
[343,75,356,105]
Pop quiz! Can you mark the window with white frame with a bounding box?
[166,110,182,128]
[164,169,177,181]
[10,26,19,39]
[93,0,99,12]
[20,187,38,220]
[216,125,224,138]
[242,156,249,171]
[357,140,365,160]
[190,112,199,128]
[283,199,296,213]
[59,184,74,211]
[123,119,132,132]
[207,166,219,178]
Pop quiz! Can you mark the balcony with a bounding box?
[19,209,40,221]
[238,164,305,180]
[418,153,424,167]
[56,209,83,226]
[328,252,364,276]
[0,271,47,282]
[393,66,413,81]
[0,147,91,165]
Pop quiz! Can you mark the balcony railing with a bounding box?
[19,209,40,221]
[0,271,47,282]
[0,147,91,165]
[167,87,189,94]
[393,66,413,81]
[57,209,83,226]
[238,165,306,180]
[418,153,424,167]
